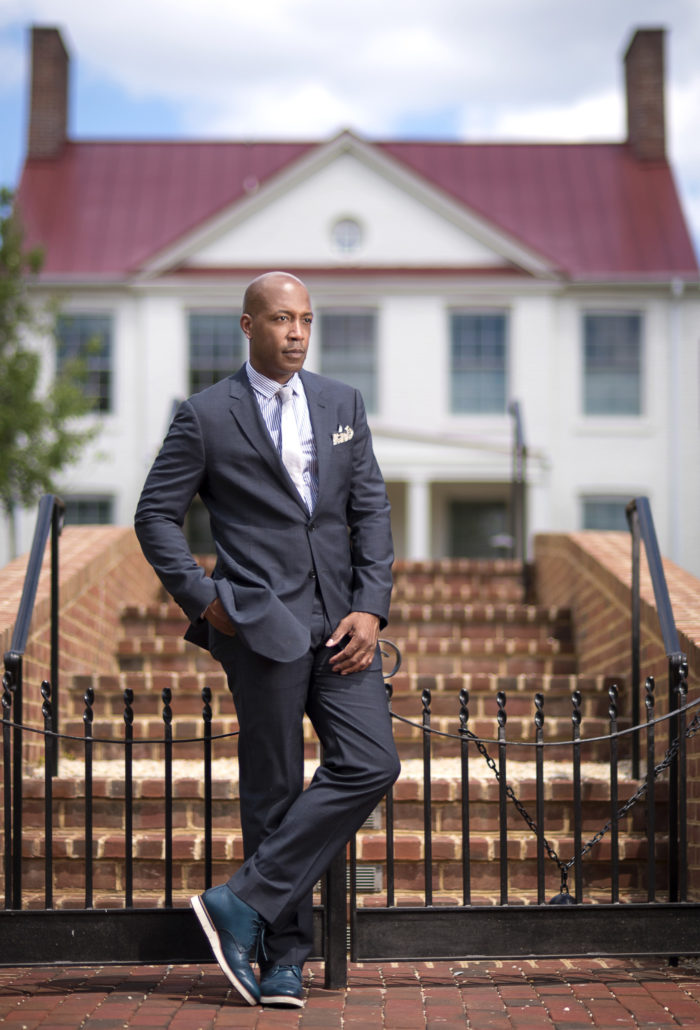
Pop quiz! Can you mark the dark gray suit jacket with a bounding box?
[134,366,393,662]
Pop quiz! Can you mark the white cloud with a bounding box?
[2,0,699,250]
[10,0,697,127]
[668,76,700,257]
[462,90,624,143]
[201,80,364,140]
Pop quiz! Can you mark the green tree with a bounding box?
[0,187,97,557]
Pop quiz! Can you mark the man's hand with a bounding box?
[203,597,237,636]
[326,611,380,675]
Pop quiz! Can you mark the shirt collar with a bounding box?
[246,361,301,399]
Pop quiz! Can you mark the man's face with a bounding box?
[241,276,313,384]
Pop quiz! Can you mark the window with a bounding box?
[583,313,642,415]
[319,311,377,412]
[55,314,113,413]
[448,500,509,558]
[331,218,362,255]
[450,312,507,413]
[189,312,245,393]
[582,497,630,532]
[63,496,114,525]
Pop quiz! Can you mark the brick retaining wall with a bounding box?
[1,526,160,763]
[535,530,700,894]
[4,527,700,891]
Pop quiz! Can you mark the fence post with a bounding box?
[9,652,23,910]
[668,653,683,904]
[324,848,347,989]
[628,502,641,779]
[50,501,61,776]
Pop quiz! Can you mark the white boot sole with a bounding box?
[190,894,258,1006]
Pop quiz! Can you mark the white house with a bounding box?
[9,26,700,573]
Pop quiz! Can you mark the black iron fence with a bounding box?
[3,663,700,974]
[348,672,700,966]
[2,494,700,985]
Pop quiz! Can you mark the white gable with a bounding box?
[186,150,508,269]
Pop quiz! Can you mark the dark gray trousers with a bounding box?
[209,593,400,967]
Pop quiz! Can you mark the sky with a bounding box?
[1,0,699,257]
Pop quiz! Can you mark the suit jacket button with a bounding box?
[308,571,316,579]
[308,522,315,531]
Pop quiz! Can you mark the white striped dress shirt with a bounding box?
[246,361,319,512]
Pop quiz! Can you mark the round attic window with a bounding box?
[331,217,362,254]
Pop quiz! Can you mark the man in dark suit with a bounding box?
[134,271,400,1008]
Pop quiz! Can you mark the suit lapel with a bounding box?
[301,370,334,509]
[229,368,309,512]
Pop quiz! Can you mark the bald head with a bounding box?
[240,271,313,384]
[243,272,309,319]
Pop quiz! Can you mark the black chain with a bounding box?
[464,727,565,871]
[4,644,696,887]
[566,709,700,869]
[454,708,700,880]
[387,675,698,889]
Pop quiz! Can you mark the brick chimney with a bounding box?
[27,27,69,159]
[624,27,666,162]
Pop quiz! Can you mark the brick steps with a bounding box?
[61,671,618,720]
[172,556,527,605]
[387,601,571,630]
[123,601,566,637]
[115,637,578,677]
[58,663,630,770]
[19,761,662,908]
[390,559,526,604]
[17,818,663,908]
[18,838,661,908]
[56,674,628,764]
[23,763,658,811]
[19,557,646,909]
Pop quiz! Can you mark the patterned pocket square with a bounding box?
[332,424,354,445]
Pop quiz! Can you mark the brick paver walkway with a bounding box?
[2,959,700,1029]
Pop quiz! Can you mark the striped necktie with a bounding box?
[278,384,306,504]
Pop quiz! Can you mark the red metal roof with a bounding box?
[16,141,314,278]
[16,138,698,280]
[384,141,698,279]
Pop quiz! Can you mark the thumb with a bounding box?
[326,618,349,647]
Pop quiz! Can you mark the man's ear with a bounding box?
[240,312,251,338]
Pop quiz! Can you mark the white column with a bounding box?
[407,477,430,560]
[668,279,683,563]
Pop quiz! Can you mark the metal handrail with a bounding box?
[626,496,685,760]
[626,497,681,656]
[8,494,63,655]
[625,496,686,903]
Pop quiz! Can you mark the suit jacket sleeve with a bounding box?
[345,388,394,627]
[134,400,217,624]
